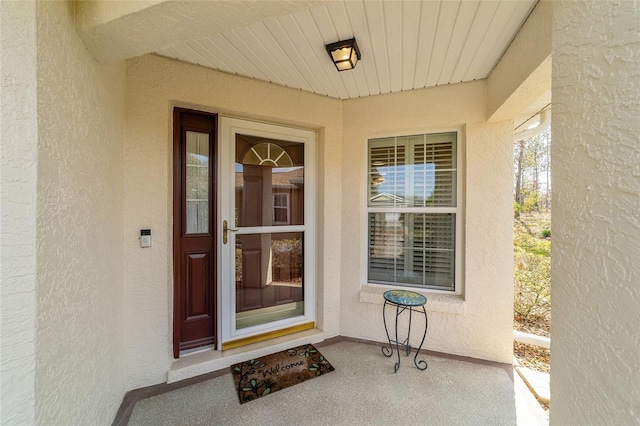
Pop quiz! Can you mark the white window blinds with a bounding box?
[367,132,458,290]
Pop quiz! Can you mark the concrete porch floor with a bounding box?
[120,338,548,425]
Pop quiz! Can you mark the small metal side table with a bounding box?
[382,290,428,372]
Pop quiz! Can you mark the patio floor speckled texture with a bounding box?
[126,340,543,426]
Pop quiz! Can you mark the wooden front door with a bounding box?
[173,108,217,358]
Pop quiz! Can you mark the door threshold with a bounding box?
[222,321,314,350]
[180,344,215,357]
[167,328,325,384]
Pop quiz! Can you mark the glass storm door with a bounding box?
[219,118,316,348]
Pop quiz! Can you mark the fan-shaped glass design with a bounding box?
[242,142,293,167]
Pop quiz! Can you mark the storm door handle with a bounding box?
[223,220,238,244]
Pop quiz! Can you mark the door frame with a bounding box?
[217,117,317,348]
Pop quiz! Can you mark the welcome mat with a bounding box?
[231,343,335,404]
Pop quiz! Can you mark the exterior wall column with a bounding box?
[551,1,640,423]
[0,1,38,424]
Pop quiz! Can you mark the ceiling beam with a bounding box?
[486,0,552,122]
[75,0,330,63]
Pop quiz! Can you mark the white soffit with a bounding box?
[155,0,537,100]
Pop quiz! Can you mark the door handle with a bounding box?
[223,220,238,244]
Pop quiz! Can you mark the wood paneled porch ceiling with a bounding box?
[156,0,537,100]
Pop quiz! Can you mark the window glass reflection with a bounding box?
[235,233,304,329]
[235,135,304,227]
[185,131,209,234]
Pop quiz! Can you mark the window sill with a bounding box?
[359,284,465,315]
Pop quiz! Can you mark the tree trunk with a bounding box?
[515,139,525,205]
[546,135,551,210]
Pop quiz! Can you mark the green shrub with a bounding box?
[513,201,522,218]
[522,191,542,213]
[540,229,551,238]
[514,212,551,334]
[514,252,551,321]
[272,238,303,283]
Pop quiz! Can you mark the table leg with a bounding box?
[393,304,401,372]
[413,305,428,370]
[381,300,394,359]
[406,307,413,356]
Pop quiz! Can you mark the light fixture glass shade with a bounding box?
[331,47,352,62]
[326,38,361,71]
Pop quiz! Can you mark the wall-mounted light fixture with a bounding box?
[325,38,361,71]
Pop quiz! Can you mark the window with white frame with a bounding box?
[367,132,459,291]
[273,193,290,225]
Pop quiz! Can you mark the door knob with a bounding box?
[223,220,238,244]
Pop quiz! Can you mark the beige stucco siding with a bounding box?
[341,82,514,363]
[31,1,127,425]
[0,1,38,424]
[124,54,343,389]
[550,1,640,423]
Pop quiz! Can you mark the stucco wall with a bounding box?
[0,1,38,424]
[341,82,514,363]
[551,1,640,423]
[34,2,126,425]
[124,54,343,389]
